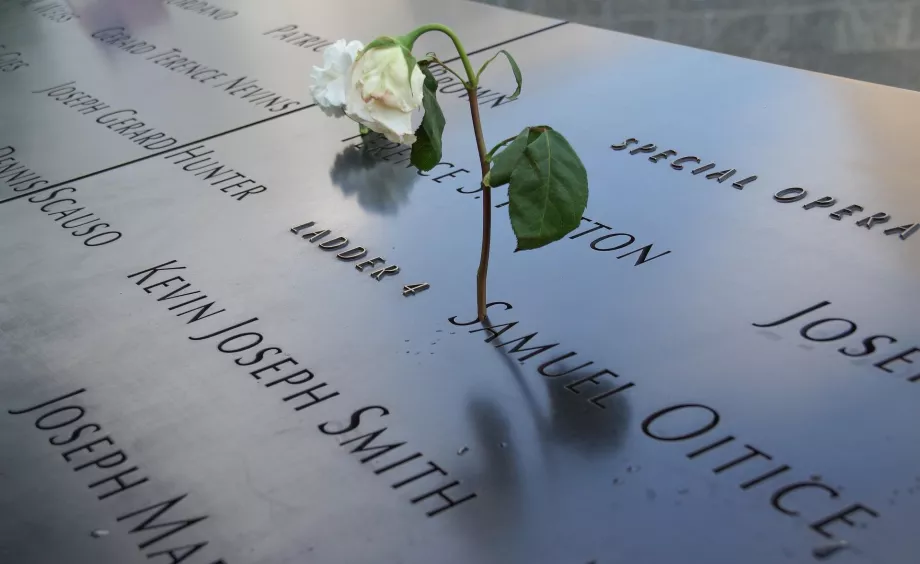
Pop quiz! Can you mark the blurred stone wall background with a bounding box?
[476,0,920,91]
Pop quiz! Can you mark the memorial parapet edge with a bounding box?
[1,5,919,564]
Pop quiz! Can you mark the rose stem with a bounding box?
[404,24,491,321]
[467,90,491,322]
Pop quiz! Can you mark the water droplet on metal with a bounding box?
[90,529,109,538]
[457,446,469,455]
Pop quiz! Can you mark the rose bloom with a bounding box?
[310,39,364,117]
[345,45,425,144]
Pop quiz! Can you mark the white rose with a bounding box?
[345,45,425,145]
[310,39,364,117]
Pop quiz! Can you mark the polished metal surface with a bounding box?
[2,3,920,564]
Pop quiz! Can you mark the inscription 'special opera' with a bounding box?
[1,1,920,564]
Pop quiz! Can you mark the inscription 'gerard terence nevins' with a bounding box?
[91,27,302,113]
[754,301,920,385]
[8,389,228,564]
[128,260,477,518]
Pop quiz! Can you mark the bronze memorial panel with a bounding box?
[1,1,918,563]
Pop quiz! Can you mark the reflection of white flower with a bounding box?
[331,138,419,214]
[310,39,364,117]
[345,45,425,144]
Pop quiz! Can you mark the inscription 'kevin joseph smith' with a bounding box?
[128,260,477,518]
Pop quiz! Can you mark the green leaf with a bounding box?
[485,135,517,164]
[476,50,522,100]
[410,64,446,171]
[488,129,529,188]
[508,129,589,251]
[488,126,546,187]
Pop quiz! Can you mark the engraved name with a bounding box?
[161,144,268,201]
[641,403,879,541]
[263,25,334,51]
[0,146,122,246]
[32,81,179,150]
[128,260,477,517]
[17,0,76,23]
[351,132,672,266]
[427,62,518,109]
[450,301,637,410]
[8,388,228,563]
[164,0,237,21]
[453,301,881,542]
[0,44,28,72]
[91,28,302,113]
[754,300,920,384]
